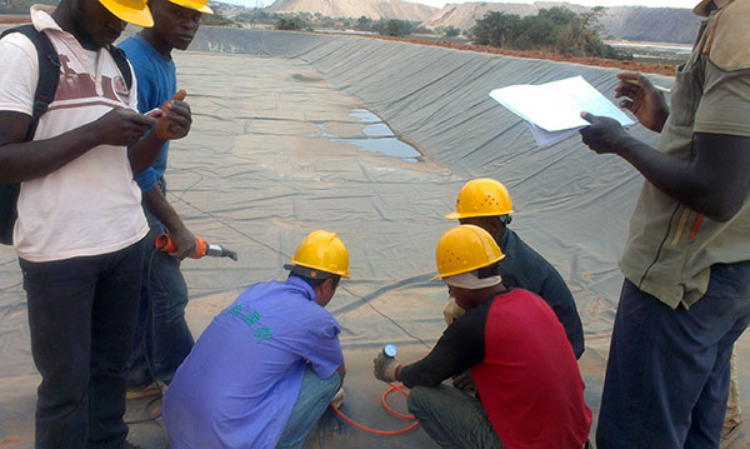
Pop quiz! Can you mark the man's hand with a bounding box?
[373,352,401,383]
[167,226,197,260]
[91,108,155,147]
[154,90,192,141]
[452,371,476,394]
[579,112,632,155]
[615,72,669,133]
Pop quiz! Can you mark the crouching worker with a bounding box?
[374,225,592,449]
[162,230,349,449]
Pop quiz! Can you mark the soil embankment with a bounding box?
[347,32,677,76]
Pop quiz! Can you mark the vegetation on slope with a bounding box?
[470,7,632,60]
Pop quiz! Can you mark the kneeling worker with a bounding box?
[163,230,349,449]
[374,225,592,449]
[445,178,584,358]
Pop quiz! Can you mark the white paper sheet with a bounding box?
[489,76,635,147]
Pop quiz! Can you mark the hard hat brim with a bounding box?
[444,209,514,220]
[168,0,214,14]
[99,0,154,27]
[287,260,350,279]
[430,252,505,281]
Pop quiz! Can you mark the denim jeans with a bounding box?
[20,240,144,449]
[406,385,503,449]
[126,218,193,388]
[597,262,750,449]
[276,366,341,449]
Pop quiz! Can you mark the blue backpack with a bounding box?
[0,25,132,245]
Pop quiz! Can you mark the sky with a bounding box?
[231,0,700,10]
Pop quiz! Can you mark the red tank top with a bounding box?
[471,290,592,448]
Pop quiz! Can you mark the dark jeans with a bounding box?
[407,385,504,449]
[21,240,144,449]
[126,219,193,388]
[597,262,750,449]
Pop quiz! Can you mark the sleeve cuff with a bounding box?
[134,168,158,193]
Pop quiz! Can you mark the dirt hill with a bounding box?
[425,1,587,31]
[424,1,701,44]
[596,6,700,44]
[266,0,438,21]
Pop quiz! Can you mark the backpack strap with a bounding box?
[0,25,60,245]
[108,44,133,91]
[1,24,60,142]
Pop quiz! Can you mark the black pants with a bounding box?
[20,240,144,449]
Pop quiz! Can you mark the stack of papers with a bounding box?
[489,76,635,148]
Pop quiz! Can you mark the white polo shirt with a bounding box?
[0,5,148,262]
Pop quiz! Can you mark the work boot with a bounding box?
[721,419,743,449]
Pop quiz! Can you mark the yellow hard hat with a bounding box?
[445,178,513,220]
[290,230,350,278]
[98,0,154,28]
[431,225,505,281]
[167,0,214,14]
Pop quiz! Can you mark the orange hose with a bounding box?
[330,383,419,435]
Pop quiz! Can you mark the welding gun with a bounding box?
[155,233,238,261]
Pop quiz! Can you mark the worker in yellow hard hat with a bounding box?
[444,178,584,359]
[373,225,592,449]
[163,231,349,448]
[118,0,213,400]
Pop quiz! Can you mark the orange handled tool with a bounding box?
[155,234,238,261]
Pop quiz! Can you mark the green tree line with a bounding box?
[470,7,632,60]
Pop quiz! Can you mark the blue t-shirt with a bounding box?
[162,276,344,449]
[119,34,176,193]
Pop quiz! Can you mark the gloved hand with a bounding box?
[373,352,401,383]
[443,296,465,325]
[331,387,346,408]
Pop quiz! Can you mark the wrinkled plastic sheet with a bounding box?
[1,28,748,448]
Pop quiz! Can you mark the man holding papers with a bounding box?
[578,1,750,448]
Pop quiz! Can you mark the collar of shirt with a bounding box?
[30,4,104,78]
[30,5,62,33]
[498,228,516,264]
[285,275,317,303]
[694,0,733,17]
[130,33,174,64]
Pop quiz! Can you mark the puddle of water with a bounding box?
[309,109,422,163]
[362,123,394,137]
[349,109,381,124]
[332,138,420,163]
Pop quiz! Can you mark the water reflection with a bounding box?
[311,109,422,163]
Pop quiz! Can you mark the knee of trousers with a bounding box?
[38,370,89,408]
[406,385,431,415]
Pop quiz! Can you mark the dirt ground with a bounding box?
[348,35,676,76]
[312,31,678,76]
[0,15,29,24]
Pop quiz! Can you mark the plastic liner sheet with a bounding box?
[1,28,748,448]
[185,28,678,338]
